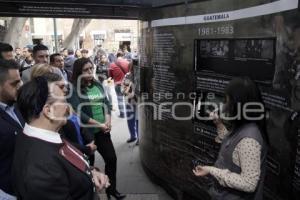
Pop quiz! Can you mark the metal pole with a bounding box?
[53,18,58,53]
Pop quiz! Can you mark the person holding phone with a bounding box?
[193,77,268,200]
[122,62,139,144]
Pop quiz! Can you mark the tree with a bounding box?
[4,17,29,48]
[63,18,92,49]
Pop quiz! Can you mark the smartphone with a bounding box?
[123,78,131,86]
[192,159,202,168]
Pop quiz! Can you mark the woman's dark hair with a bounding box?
[223,77,268,143]
[71,58,93,85]
[17,73,62,122]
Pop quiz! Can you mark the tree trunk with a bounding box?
[4,17,28,48]
[63,19,92,49]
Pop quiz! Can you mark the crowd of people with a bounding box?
[0,42,139,200]
[0,40,268,200]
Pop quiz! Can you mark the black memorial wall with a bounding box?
[138,0,300,199]
[0,0,299,199]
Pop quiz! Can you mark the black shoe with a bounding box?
[135,140,139,145]
[106,190,126,200]
[126,138,136,143]
[118,114,125,118]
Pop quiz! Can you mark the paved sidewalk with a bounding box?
[94,113,173,200]
[94,85,173,200]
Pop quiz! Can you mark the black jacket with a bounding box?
[13,132,96,200]
[0,107,24,195]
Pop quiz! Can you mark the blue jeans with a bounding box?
[126,103,138,140]
[115,85,125,117]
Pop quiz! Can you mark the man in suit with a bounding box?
[0,59,24,199]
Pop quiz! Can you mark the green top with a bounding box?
[67,81,112,135]
[86,84,105,134]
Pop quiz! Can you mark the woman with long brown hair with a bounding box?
[194,77,268,200]
[68,58,125,200]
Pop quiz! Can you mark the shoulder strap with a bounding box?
[115,61,126,75]
[59,139,97,192]
[59,139,90,173]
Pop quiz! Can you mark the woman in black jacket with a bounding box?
[68,58,126,200]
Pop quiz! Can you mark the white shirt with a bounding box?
[23,123,62,144]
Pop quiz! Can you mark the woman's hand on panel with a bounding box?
[208,110,222,125]
[193,165,209,177]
